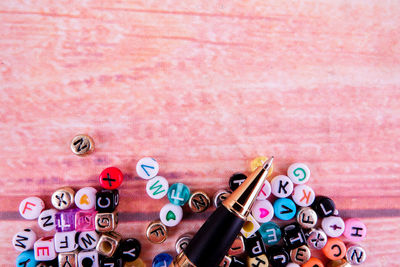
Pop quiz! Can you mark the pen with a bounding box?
[170,156,274,267]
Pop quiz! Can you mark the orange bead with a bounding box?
[322,238,346,260]
[302,257,324,267]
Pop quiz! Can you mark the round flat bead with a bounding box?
[346,244,366,265]
[19,197,45,220]
[175,233,193,254]
[70,134,94,156]
[120,238,141,262]
[16,250,38,267]
[136,157,159,179]
[287,163,310,184]
[302,257,324,267]
[291,184,315,207]
[322,216,345,237]
[322,238,346,260]
[246,254,268,267]
[125,258,146,267]
[152,253,173,267]
[229,173,247,191]
[160,203,183,227]
[312,196,336,218]
[51,187,75,210]
[146,176,169,199]
[273,198,296,220]
[146,221,168,244]
[327,259,352,267]
[38,209,57,231]
[188,191,210,213]
[12,229,36,252]
[296,207,318,229]
[307,229,327,250]
[251,200,274,223]
[259,222,281,245]
[290,245,311,264]
[286,264,300,267]
[266,245,289,267]
[343,218,367,242]
[250,156,274,177]
[99,167,123,189]
[257,181,272,201]
[213,189,231,208]
[271,175,294,198]
[77,231,99,250]
[75,187,97,210]
[282,223,306,250]
[167,183,190,206]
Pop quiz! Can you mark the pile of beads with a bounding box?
[13,166,144,267]
[216,158,367,267]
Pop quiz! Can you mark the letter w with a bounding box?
[150,180,165,195]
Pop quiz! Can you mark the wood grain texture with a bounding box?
[1,0,400,266]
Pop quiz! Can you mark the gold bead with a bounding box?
[327,259,352,267]
[290,245,311,264]
[219,255,232,267]
[51,187,75,210]
[70,134,94,156]
[188,191,210,213]
[213,189,231,208]
[250,156,274,176]
[58,251,78,267]
[95,212,118,232]
[228,235,245,256]
[247,254,269,267]
[146,221,168,244]
[175,233,193,254]
[124,257,147,267]
[96,232,122,257]
[296,207,318,229]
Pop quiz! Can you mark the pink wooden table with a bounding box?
[1,0,400,266]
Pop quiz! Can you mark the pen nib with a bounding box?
[262,156,274,170]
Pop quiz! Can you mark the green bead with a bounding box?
[259,221,281,245]
[167,183,190,206]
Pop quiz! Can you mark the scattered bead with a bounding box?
[307,228,328,250]
[136,157,159,180]
[286,263,300,267]
[55,231,78,252]
[51,187,75,210]
[96,189,119,212]
[95,212,118,232]
[246,254,269,267]
[346,244,367,265]
[58,251,78,267]
[282,223,306,249]
[291,184,315,207]
[16,250,38,267]
[38,209,57,231]
[266,245,289,267]
[70,134,94,156]
[259,221,281,246]
[96,232,122,257]
[322,237,346,260]
[175,233,193,254]
[75,209,97,231]
[343,218,367,242]
[273,198,296,220]
[189,191,210,213]
[251,199,274,223]
[322,216,345,237]
[101,256,123,267]
[250,156,274,176]
[231,256,246,266]
[287,163,310,184]
[34,236,57,261]
[55,209,77,232]
[327,259,352,267]
[12,229,36,252]
[125,257,146,267]
[152,253,173,267]
[167,183,191,206]
[78,249,99,267]
[302,257,324,267]
[256,180,272,201]
[146,176,169,199]
[244,231,266,258]
[146,221,168,244]
[75,187,97,210]
[229,173,247,191]
[99,167,123,190]
[219,255,232,267]
[271,175,294,198]
[19,196,45,220]
[213,189,231,208]
[312,196,336,218]
[296,207,318,229]
[77,231,99,250]
[240,214,261,238]
[290,245,311,265]
[119,238,141,262]
[160,203,183,227]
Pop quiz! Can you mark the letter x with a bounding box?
[103,173,116,187]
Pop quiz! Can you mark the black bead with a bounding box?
[119,238,141,262]
[96,190,119,212]
[312,196,336,218]
[281,223,306,250]
[100,256,123,267]
[244,231,266,258]
[229,173,247,191]
[266,245,289,267]
[230,256,246,267]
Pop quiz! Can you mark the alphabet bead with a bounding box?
[296,207,317,229]
[78,231,99,250]
[307,229,327,250]
[229,173,247,191]
[75,187,97,210]
[259,221,281,246]
[146,176,169,199]
[146,221,168,244]
[287,163,310,184]
[152,253,173,267]
[244,231,266,258]
[250,156,274,176]
[16,250,38,267]
[321,216,345,237]
[34,236,57,261]
[175,233,193,254]
[246,254,269,267]
[100,257,123,267]
[75,210,97,232]
[55,209,76,232]
[125,258,145,267]
[136,157,159,179]
[322,238,346,260]
[290,245,310,265]
[19,196,45,220]
[99,167,123,190]
[282,223,306,250]
[240,214,260,238]
[36,261,58,267]
[346,244,366,265]
[95,212,118,232]
[327,259,352,267]
[58,251,78,267]
[96,232,122,257]
[271,175,293,198]
[213,189,231,208]
[119,238,141,262]
[78,249,99,267]
[231,256,246,266]
[273,198,296,221]
[291,184,315,207]
[51,187,75,210]
[343,218,367,242]
[38,209,57,231]
[266,245,289,267]
[160,203,183,227]
[70,134,94,156]
[96,189,119,213]
[257,180,272,201]
[251,199,274,223]
[55,231,78,252]
[188,191,210,213]
[302,257,324,267]
[286,264,300,267]
[167,183,191,206]
[219,255,232,267]
[12,229,36,252]
[312,196,336,218]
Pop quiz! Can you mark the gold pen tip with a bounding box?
[262,156,274,170]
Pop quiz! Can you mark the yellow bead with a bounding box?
[247,254,269,267]
[250,156,274,177]
[327,259,352,267]
[146,221,168,244]
[96,232,122,257]
[70,134,94,156]
[124,257,147,267]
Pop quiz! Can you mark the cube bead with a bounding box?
[75,210,97,232]
[266,245,289,267]
[55,231,78,252]
[96,232,122,257]
[240,214,260,238]
[96,190,119,213]
[34,236,57,261]
[228,235,245,256]
[58,251,78,267]
[95,212,118,232]
[244,232,266,258]
[55,209,77,232]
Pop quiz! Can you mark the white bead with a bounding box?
[55,231,78,253]
[12,229,36,252]
[240,214,260,238]
[286,264,300,267]
[159,203,183,227]
[34,237,57,261]
[287,163,311,184]
[38,209,57,231]
[74,187,97,210]
[78,249,99,267]
[78,231,99,250]
[321,216,345,237]
[271,175,294,198]
[19,197,45,220]
[136,157,159,179]
[251,200,274,223]
[291,185,315,207]
[146,176,169,199]
[256,180,271,200]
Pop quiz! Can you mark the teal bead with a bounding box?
[259,222,281,245]
[167,183,190,206]
[273,198,296,220]
[16,250,38,267]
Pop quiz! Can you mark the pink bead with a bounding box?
[75,210,97,231]
[343,218,367,242]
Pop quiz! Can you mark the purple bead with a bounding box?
[75,210,96,231]
[55,209,76,232]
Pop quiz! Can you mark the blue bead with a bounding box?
[273,198,296,220]
[152,253,173,267]
[259,221,281,245]
[16,250,38,267]
[167,183,190,206]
